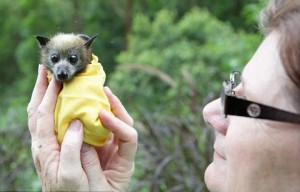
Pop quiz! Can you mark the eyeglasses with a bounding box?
[221,71,300,124]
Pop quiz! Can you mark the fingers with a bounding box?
[27,65,48,139]
[100,110,138,161]
[101,87,138,161]
[103,86,134,126]
[34,77,61,179]
[36,77,61,146]
[60,121,108,191]
[81,143,110,191]
[60,120,84,175]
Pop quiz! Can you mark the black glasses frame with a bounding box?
[221,72,300,124]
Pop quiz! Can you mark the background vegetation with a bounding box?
[0,0,265,191]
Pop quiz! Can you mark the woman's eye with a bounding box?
[69,55,78,63]
[51,54,60,63]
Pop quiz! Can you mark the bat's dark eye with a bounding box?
[69,55,78,63]
[51,54,60,63]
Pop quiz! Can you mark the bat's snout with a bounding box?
[57,72,69,81]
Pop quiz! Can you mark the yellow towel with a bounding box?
[48,54,111,147]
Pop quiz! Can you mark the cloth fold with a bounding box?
[49,54,111,147]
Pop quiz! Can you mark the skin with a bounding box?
[203,31,300,191]
[27,64,138,191]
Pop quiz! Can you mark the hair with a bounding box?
[260,0,300,110]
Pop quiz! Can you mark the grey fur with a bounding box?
[36,33,97,82]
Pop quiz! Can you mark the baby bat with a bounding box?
[36,33,97,82]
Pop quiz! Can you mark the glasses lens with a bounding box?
[229,71,241,89]
[221,81,230,112]
[221,82,225,108]
[221,81,229,117]
[222,72,241,117]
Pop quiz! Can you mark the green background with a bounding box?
[0,0,265,191]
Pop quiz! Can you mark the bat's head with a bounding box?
[36,33,97,82]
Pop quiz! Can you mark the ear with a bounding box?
[36,36,50,49]
[78,34,91,41]
[84,34,98,48]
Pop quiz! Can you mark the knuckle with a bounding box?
[127,116,134,126]
[31,142,37,154]
[31,146,42,172]
[59,169,80,184]
[129,128,138,145]
[33,157,41,172]
[62,142,78,154]
[36,105,48,119]
[81,153,99,168]
[27,103,36,118]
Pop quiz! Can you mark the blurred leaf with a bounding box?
[109,7,261,191]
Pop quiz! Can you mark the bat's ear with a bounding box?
[78,34,90,41]
[36,36,50,49]
[84,34,98,48]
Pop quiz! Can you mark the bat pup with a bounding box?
[36,33,98,82]
[35,33,112,147]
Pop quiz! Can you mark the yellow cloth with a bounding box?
[49,54,111,147]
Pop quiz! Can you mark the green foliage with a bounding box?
[110,8,261,115]
[242,0,268,28]
[109,8,261,191]
[0,124,39,191]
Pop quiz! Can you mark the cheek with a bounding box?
[74,60,86,71]
[225,119,273,185]
[225,118,300,189]
[68,63,77,74]
[226,118,258,161]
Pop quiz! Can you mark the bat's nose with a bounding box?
[57,72,68,81]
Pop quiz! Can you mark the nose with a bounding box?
[57,72,69,81]
[203,98,229,135]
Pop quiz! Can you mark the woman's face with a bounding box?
[203,31,300,192]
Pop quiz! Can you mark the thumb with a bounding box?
[81,144,110,190]
[58,120,89,190]
[60,120,83,171]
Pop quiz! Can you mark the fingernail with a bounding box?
[38,64,46,74]
[104,86,112,94]
[69,120,82,132]
[81,143,90,153]
[100,109,111,117]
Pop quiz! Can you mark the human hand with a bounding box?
[27,65,138,191]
